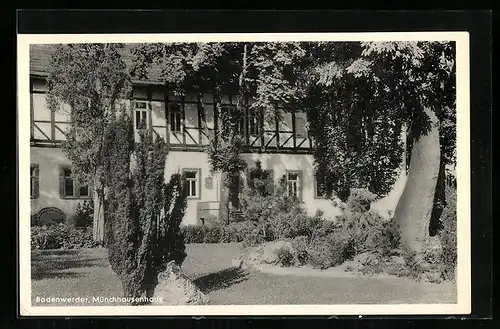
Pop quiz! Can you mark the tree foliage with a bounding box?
[47,43,131,189]
[129,41,456,247]
[298,41,456,203]
[46,43,132,242]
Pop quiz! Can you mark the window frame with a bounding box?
[133,100,150,131]
[286,170,302,200]
[248,109,261,136]
[294,114,308,139]
[314,173,328,199]
[223,104,245,135]
[62,166,74,198]
[169,103,182,133]
[182,168,201,200]
[59,165,92,200]
[30,164,39,199]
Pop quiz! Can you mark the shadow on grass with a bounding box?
[193,267,249,294]
[31,252,106,281]
[31,271,87,280]
[35,249,85,256]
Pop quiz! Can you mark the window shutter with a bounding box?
[59,166,65,198]
[33,165,39,199]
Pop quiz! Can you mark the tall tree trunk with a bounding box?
[394,107,441,252]
[429,155,446,236]
[92,178,105,243]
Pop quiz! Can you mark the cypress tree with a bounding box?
[105,116,188,303]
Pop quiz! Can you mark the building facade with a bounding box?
[29,45,405,226]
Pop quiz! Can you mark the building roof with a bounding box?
[29,44,165,85]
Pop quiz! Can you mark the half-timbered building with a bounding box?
[29,45,404,225]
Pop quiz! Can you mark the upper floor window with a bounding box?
[223,105,245,135]
[170,103,182,133]
[183,169,200,199]
[30,164,39,199]
[248,110,261,136]
[134,101,150,130]
[59,166,91,199]
[286,171,302,199]
[295,115,308,138]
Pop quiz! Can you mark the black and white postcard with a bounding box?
[18,32,471,316]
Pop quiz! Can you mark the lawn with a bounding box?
[31,244,456,306]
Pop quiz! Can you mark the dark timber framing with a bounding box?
[274,107,280,150]
[147,86,153,132]
[164,87,170,146]
[291,106,297,148]
[181,95,187,148]
[30,77,314,154]
[50,103,56,141]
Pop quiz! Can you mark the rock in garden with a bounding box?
[235,240,296,269]
[353,251,380,266]
[152,261,209,305]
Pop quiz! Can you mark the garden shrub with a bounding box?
[274,244,297,267]
[346,188,377,213]
[221,221,258,243]
[181,225,221,244]
[242,225,267,247]
[73,199,94,227]
[31,224,98,250]
[289,235,309,266]
[307,231,354,270]
[343,251,384,276]
[337,210,398,256]
[203,214,225,227]
[310,218,337,240]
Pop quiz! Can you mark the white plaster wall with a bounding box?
[241,153,343,221]
[30,147,85,224]
[164,151,221,226]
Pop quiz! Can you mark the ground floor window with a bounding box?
[59,165,91,199]
[183,169,200,199]
[286,171,302,199]
[315,173,328,199]
[30,164,39,199]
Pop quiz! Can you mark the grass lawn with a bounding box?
[31,244,456,306]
